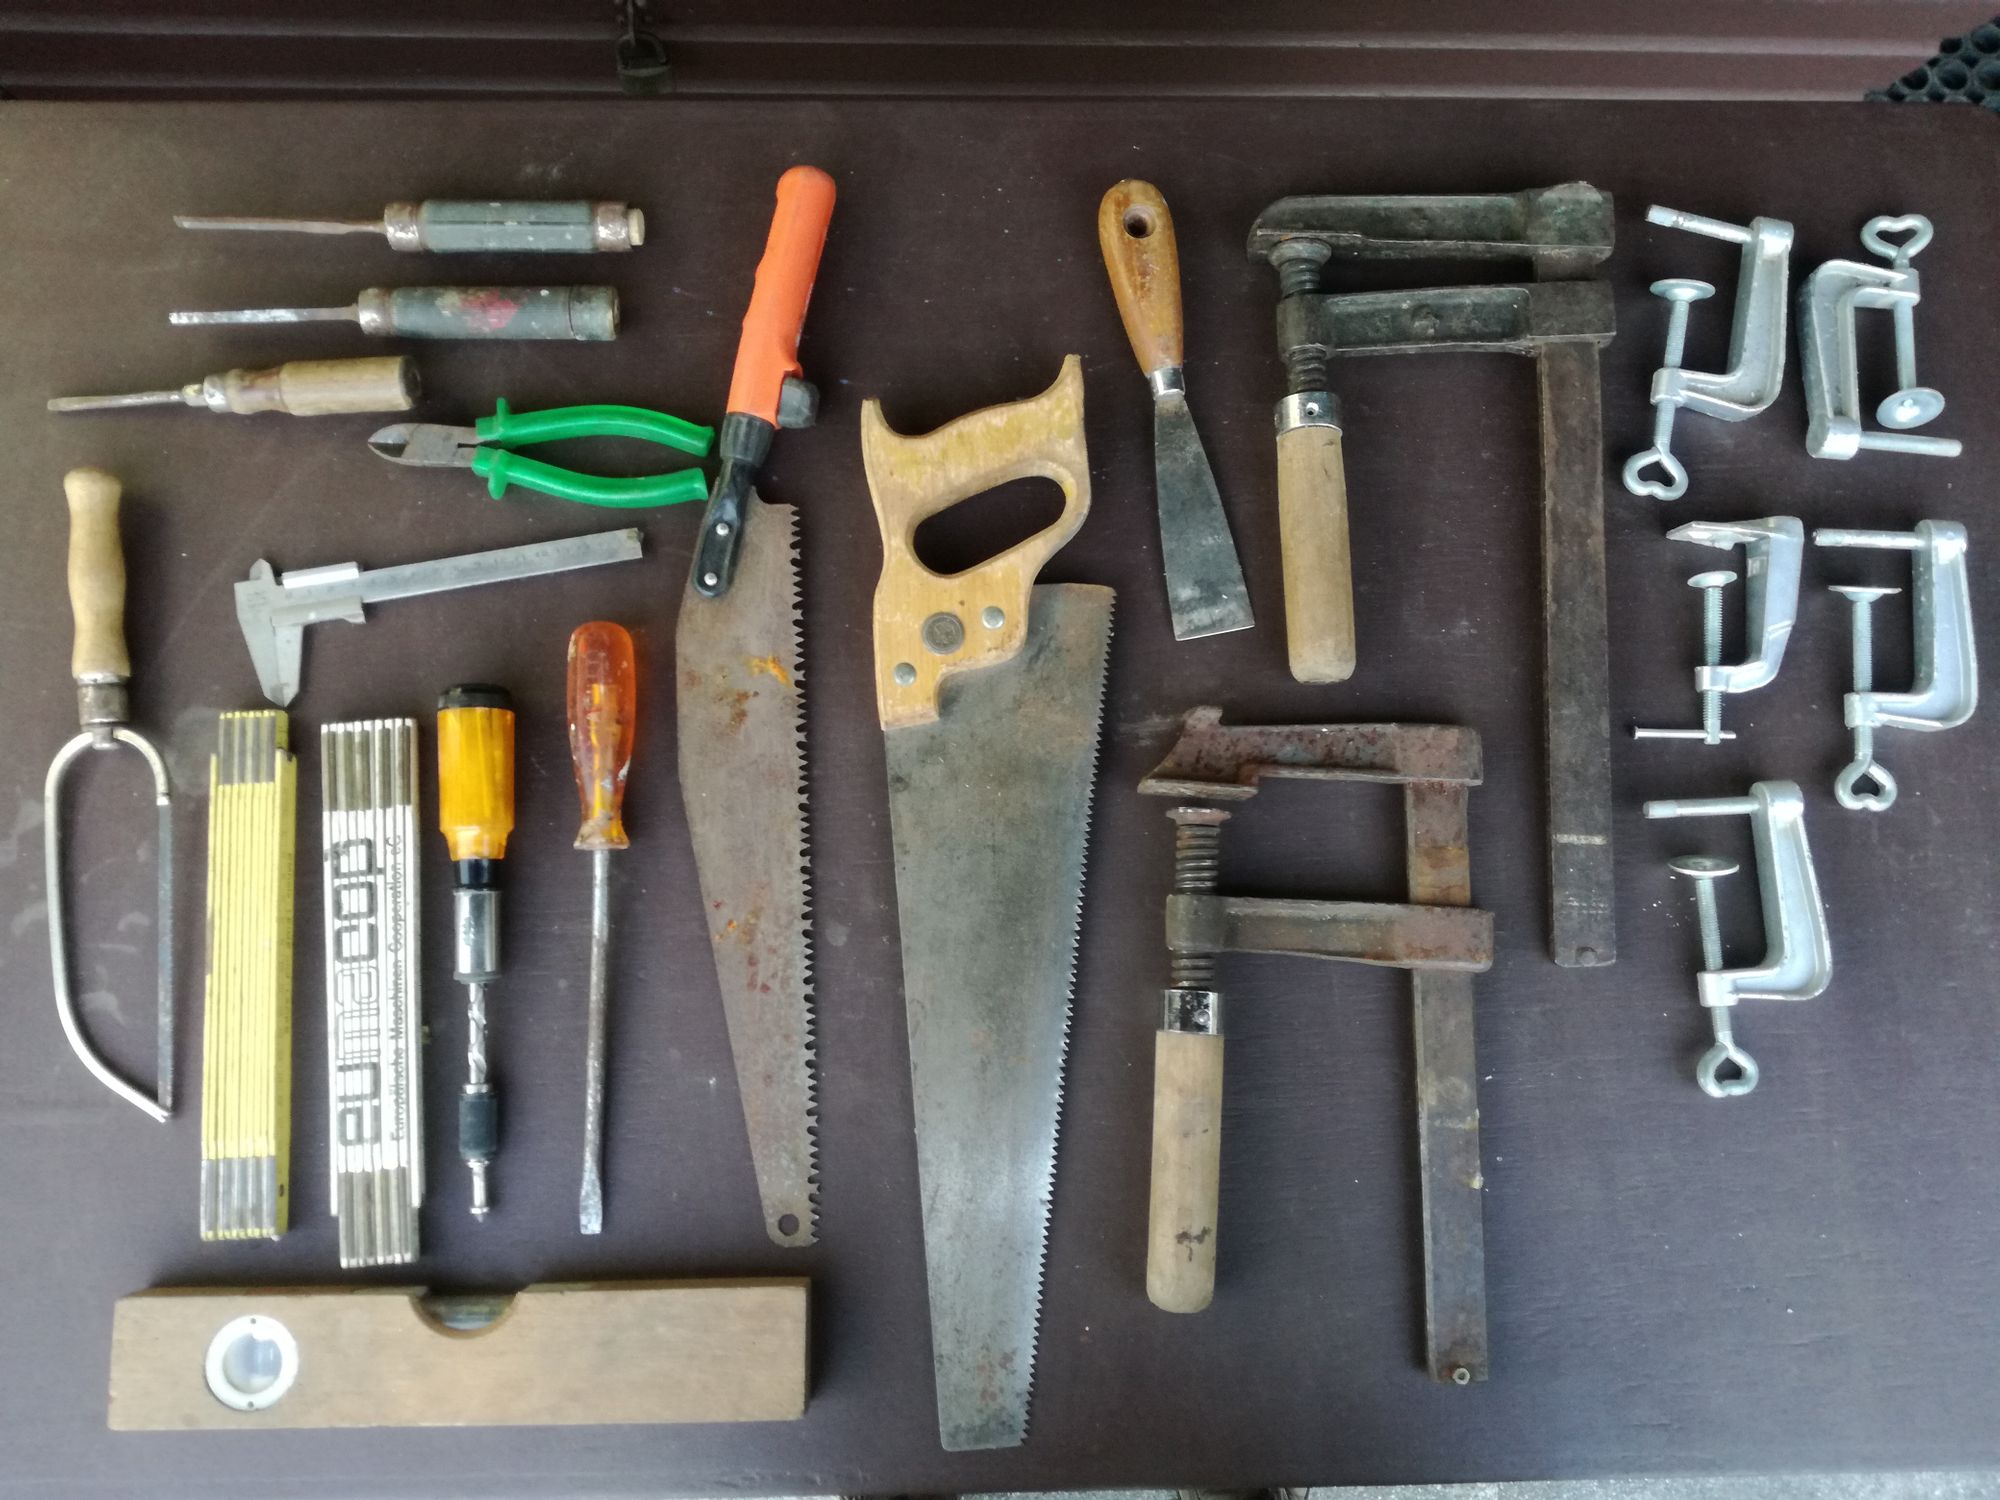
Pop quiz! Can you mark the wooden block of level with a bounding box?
[109,1279,809,1430]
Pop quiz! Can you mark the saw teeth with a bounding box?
[680,497,820,1249]
[1019,590,1112,1439]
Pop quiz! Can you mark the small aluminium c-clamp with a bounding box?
[1633,517,1803,745]
[1800,215,1961,462]
[1646,781,1832,1098]
[1816,520,1978,811]
[1624,206,1793,501]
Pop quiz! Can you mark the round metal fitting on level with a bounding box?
[204,1314,300,1412]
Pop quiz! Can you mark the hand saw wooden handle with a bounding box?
[64,467,131,684]
[862,355,1091,729]
[1146,1029,1224,1313]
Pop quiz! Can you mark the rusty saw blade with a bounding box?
[886,582,1113,1449]
[677,491,817,1247]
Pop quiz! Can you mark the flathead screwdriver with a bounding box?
[49,356,418,416]
[177,200,645,254]
[437,684,516,1219]
[170,286,619,342]
[568,621,637,1235]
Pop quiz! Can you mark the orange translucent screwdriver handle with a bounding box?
[567,622,636,851]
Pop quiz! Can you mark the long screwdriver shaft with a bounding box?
[580,847,611,1235]
[175,215,380,236]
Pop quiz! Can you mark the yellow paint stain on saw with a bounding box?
[748,655,792,687]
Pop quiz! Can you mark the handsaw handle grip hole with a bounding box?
[909,476,1069,577]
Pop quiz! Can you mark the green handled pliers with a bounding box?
[369,399,715,507]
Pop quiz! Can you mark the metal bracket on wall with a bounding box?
[615,0,672,95]
[1138,707,1495,1385]
[1248,182,1618,967]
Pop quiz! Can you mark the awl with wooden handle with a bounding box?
[50,357,418,416]
[1098,181,1253,641]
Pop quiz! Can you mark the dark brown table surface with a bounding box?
[1,99,1996,1498]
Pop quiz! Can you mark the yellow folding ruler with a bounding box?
[200,711,297,1240]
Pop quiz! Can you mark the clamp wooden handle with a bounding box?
[1146,1028,1225,1313]
[64,467,129,682]
[862,356,1091,729]
[1098,180,1183,377]
[1277,423,1355,683]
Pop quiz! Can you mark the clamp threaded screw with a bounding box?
[1166,806,1228,991]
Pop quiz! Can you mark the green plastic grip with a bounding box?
[475,401,712,455]
[469,451,706,507]
[467,400,715,507]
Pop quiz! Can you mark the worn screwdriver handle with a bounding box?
[1146,1029,1225,1313]
[1277,418,1356,683]
[226,357,418,415]
[64,468,130,684]
[1098,180,1184,377]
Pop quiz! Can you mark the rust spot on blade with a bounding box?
[748,654,792,687]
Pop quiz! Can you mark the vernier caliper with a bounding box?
[236,529,645,705]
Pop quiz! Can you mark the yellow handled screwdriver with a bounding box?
[437,684,516,1219]
[568,622,636,1235]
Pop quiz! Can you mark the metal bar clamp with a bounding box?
[1137,708,1494,1387]
[1248,182,1617,968]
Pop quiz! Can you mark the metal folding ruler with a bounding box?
[320,719,423,1267]
[1248,183,1617,968]
[1139,707,1496,1385]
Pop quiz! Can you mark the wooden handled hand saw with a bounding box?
[861,355,1114,1451]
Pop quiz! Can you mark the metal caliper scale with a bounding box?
[1138,708,1496,1385]
[1248,183,1616,968]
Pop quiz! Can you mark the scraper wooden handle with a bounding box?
[1147,1029,1224,1313]
[1098,180,1182,377]
[64,467,130,682]
[1277,422,1355,683]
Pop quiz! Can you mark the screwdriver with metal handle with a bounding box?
[170,286,619,341]
[49,356,418,416]
[569,621,636,1235]
[177,200,645,253]
[437,684,515,1219]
